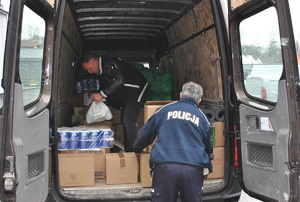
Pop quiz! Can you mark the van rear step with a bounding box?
[61,178,224,200]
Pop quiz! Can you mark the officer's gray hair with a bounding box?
[182,81,203,102]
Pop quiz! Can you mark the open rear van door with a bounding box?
[229,0,300,201]
[0,0,55,201]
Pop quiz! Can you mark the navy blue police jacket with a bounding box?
[133,97,213,169]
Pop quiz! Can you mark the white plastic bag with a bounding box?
[86,101,113,124]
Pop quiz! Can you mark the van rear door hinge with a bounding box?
[289,162,299,170]
[49,135,60,145]
[226,130,240,139]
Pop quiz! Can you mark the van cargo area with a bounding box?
[52,0,232,200]
[57,102,226,199]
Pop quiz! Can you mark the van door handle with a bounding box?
[246,116,259,132]
[227,75,234,108]
[6,156,14,172]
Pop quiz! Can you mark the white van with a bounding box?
[0,0,299,202]
[245,64,300,102]
[245,65,283,102]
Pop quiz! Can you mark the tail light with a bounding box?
[233,123,239,167]
[261,87,267,99]
[233,138,239,167]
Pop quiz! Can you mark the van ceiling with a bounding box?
[67,0,202,51]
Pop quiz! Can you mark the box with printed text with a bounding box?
[58,153,94,187]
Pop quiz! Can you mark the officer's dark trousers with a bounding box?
[151,163,204,202]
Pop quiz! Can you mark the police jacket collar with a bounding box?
[180,97,198,106]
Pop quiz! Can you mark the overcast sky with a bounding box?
[240,0,299,49]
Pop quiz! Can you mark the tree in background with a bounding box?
[242,39,282,64]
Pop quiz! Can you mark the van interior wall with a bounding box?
[161,0,223,101]
[55,0,224,127]
[57,2,82,127]
[231,0,249,10]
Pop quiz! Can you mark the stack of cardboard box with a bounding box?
[139,152,152,187]
[59,149,106,187]
[138,101,225,184]
[143,101,174,152]
[59,93,141,187]
[59,150,140,187]
[207,121,225,179]
[58,94,225,189]
[59,93,107,187]
[135,101,175,188]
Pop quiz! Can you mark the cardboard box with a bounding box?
[144,101,174,123]
[111,107,122,125]
[77,149,106,179]
[143,101,174,152]
[79,124,111,129]
[214,121,224,147]
[139,153,152,187]
[60,149,106,178]
[147,137,157,153]
[207,147,224,179]
[58,154,94,187]
[83,120,112,128]
[104,148,110,154]
[72,115,84,125]
[106,152,138,185]
[74,107,84,116]
[113,139,125,151]
[110,106,144,127]
[111,107,144,145]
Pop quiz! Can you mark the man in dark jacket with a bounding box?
[80,52,149,152]
[133,81,213,202]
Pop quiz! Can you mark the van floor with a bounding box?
[62,178,224,200]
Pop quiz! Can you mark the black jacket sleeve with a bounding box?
[101,61,124,97]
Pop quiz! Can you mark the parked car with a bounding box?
[245,64,300,102]
[245,65,283,102]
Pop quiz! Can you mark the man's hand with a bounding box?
[92,93,103,102]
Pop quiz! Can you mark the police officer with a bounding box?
[133,81,213,202]
[80,52,149,152]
